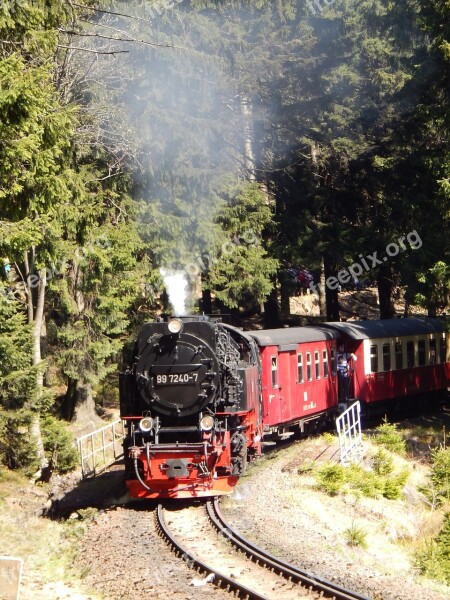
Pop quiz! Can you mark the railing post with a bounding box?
[90,433,95,476]
[76,419,125,479]
[336,401,363,464]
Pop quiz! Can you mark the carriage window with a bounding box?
[370,345,378,372]
[440,337,446,364]
[297,353,304,383]
[418,340,426,366]
[395,342,403,370]
[315,350,320,379]
[330,348,336,376]
[323,350,329,378]
[271,356,278,388]
[306,352,312,381]
[382,343,391,371]
[407,341,415,368]
[429,339,436,364]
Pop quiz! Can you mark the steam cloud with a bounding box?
[160,269,188,315]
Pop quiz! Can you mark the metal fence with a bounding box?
[336,401,364,464]
[76,419,125,478]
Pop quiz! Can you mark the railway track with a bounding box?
[156,499,371,600]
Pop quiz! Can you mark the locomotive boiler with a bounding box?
[119,316,263,498]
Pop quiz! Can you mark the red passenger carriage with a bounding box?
[322,318,449,410]
[248,328,339,437]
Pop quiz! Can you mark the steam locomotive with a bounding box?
[119,315,449,499]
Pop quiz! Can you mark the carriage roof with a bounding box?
[320,317,445,341]
[247,327,338,348]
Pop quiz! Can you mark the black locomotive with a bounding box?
[119,316,263,498]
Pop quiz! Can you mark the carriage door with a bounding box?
[278,347,296,423]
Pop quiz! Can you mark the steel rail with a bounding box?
[207,497,372,600]
[155,504,270,600]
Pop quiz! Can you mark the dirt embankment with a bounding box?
[2,410,450,599]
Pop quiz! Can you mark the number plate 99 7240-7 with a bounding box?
[154,373,198,385]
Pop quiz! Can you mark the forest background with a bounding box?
[0,0,448,476]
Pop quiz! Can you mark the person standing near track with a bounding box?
[336,344,357,402]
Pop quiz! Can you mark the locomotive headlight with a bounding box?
[167,318,183,334]
[200,414,214,432]
[139,417,154,432]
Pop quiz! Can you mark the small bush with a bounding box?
[315,458,408,500]
[42,416,78,474]
[383,469,409,500]
[372,448,394,476]
[344,522,368,548]
[373,419,406,455]
[347,463,384,498]
[416,513,450,584]
[315,462,346,495]
[321,432,336,445]
[429,446,450,505]
[0,409,38,472]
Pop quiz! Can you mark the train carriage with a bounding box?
[321,318,449,409]
[248,328,339,437]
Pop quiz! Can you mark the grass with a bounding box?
[0,466,101,598]
[344,522,368,549]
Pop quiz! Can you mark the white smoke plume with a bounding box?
[160,269,188,315]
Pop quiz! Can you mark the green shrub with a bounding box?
[373,419,406,455]
[430,446,450,505]
[416,513,450,584]
[321,432,337,445]
[344,522,368,548]
[372,448,394,476]
[347,463,384,498]
[42,416,78,474]
[383,469,409,500]
[315,458,408,500]
[0,409,38,472]
[315,462,346,495]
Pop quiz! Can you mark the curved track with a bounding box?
[156,499,371,600]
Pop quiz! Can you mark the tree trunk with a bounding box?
[201,288,212,314]
[61,378,97,424]
[26,261,48,472]
[280,271,290,316]
[73,381,96,424]
[377,264,396,319]
[324,257,340,321]
[319,257,327,317]
[264,286,279,328]
[61,377,77,421]
[241,96,256,182]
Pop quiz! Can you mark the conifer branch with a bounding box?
[57,45,129,55]
[59,29,179,49]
